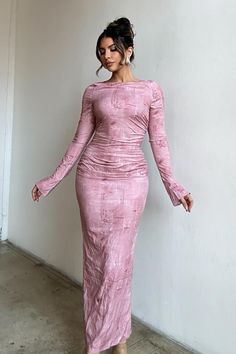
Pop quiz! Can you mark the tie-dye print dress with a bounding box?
[35,80,189,353]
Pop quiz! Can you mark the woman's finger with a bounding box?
[32,185,41,201]
[185,194,194,212]
[188,198,194,212]
[180,197,188,211]
[180,193,193,212]
[32,188,36,200]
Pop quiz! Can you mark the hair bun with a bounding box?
[107,17,135,39]
[115,17,131,27]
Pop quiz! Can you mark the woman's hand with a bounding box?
[31,185,42,202]
[179,193,194,212]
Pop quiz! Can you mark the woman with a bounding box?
[32,17,193,354]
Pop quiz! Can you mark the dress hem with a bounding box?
[86,328,132,353]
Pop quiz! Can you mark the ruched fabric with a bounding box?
[35,80,189,353]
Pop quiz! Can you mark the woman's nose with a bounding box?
[104,50,111,59]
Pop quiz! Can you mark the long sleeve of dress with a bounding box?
[148,81,189,206]
[35,84,96,197]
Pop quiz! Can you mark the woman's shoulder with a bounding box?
[148,80,163,89]
[149,80,164,98]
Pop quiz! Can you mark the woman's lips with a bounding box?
[106,62,114,67]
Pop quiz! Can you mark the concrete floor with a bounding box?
[0,241,198,354]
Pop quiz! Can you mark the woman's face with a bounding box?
[98,36,129,72]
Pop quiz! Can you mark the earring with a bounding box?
[122,56,130,65]
[125,56,130,65]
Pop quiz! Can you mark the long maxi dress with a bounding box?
[35,80,189,353]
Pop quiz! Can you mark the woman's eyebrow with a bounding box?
[99,43,115,50]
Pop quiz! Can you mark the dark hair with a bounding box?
[95,17,135,76]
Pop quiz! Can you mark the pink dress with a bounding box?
[35,80,189,353]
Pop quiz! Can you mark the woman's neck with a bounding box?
[109,66,139,83]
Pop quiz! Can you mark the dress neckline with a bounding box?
[96,79,149,85]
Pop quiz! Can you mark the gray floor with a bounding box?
[0,241,197,354]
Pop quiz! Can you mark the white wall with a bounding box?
[7,1,236,354]
[0,0,16,238]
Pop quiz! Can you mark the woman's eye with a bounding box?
[99,46,117,56]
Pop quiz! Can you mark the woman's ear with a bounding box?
[127,46,133,58]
